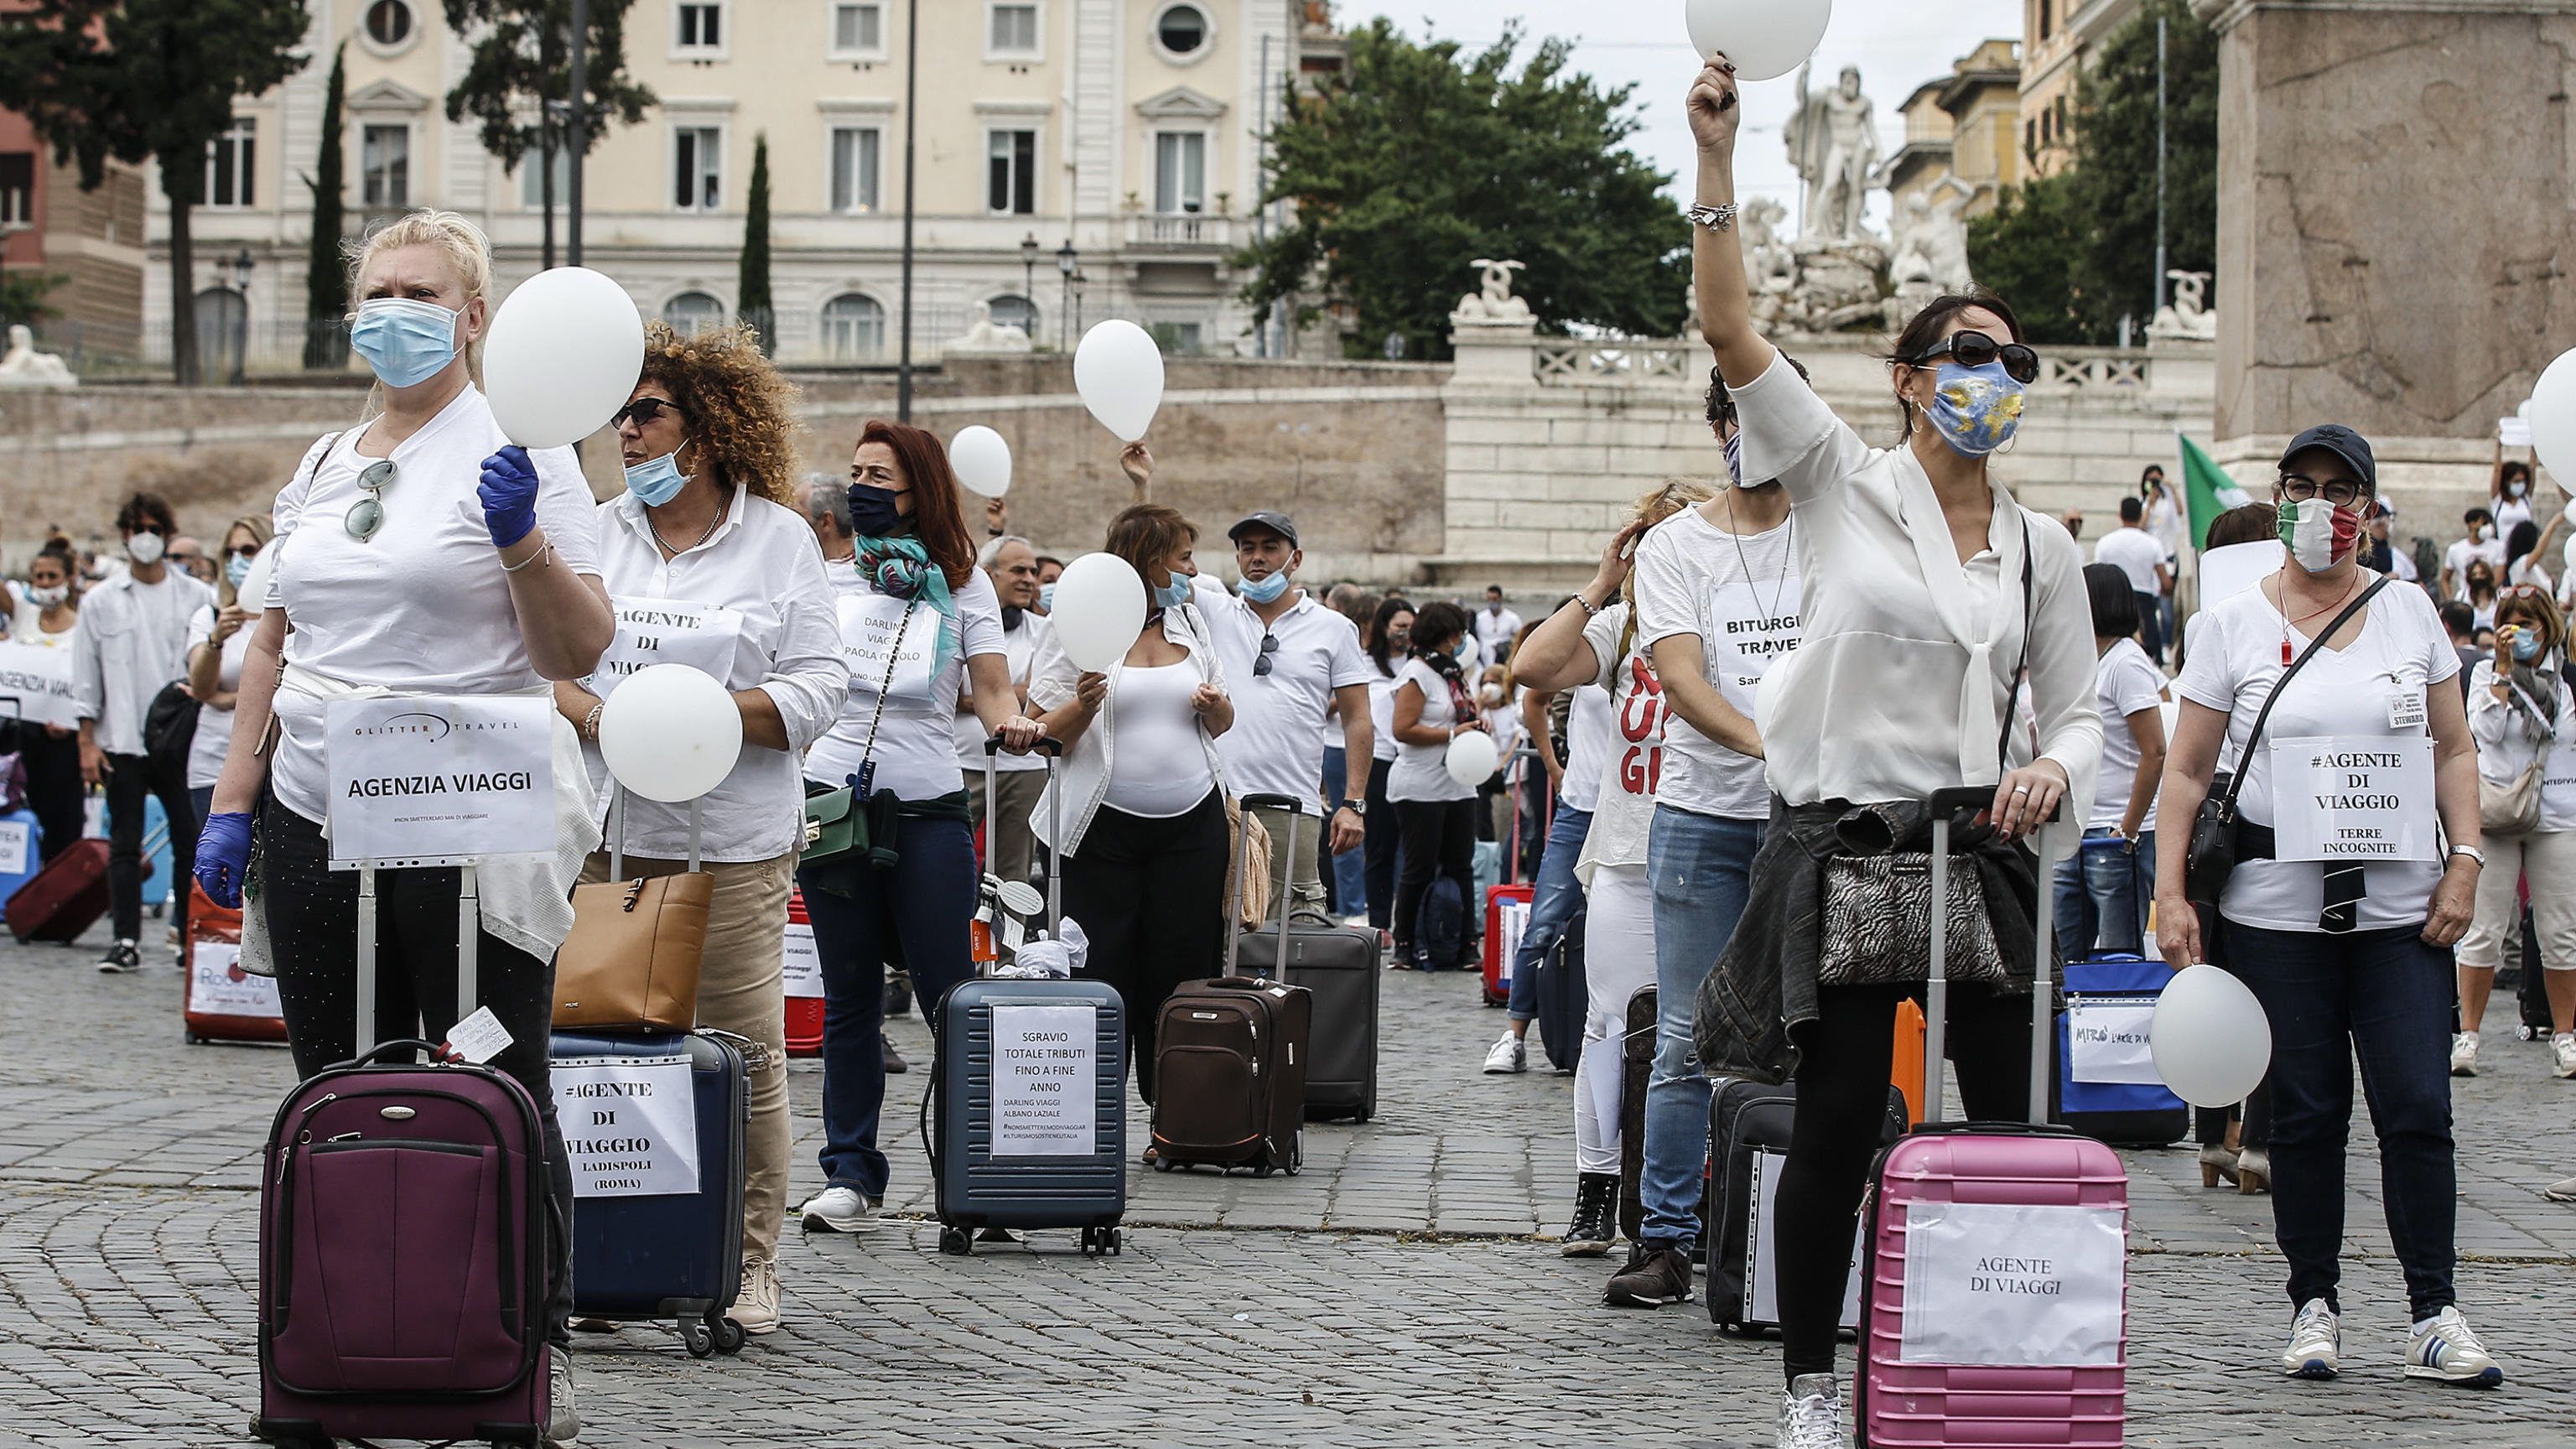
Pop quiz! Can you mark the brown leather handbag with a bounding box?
[553,792,713,1031]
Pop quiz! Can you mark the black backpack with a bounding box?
[143,680,200,785]
[1416,875,1467,970]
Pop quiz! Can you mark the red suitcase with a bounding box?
[1480,745,1543,1005]
[783,891,823,1057]
[183,882,289,1044]
[5,836,108,943]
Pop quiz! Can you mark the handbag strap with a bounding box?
[2218,574,2395,815]
[850,595,922,776]
[1994,515,2036,777]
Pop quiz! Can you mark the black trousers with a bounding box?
[1391,797,1478,957]
[1057,791,1228,1103]
[260,799,574,1344]
[1363,757,1400,931]
[106,749,195,943]
[8,726,84,862]
[1774,981,2034,1384]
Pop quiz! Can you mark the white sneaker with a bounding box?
[544,1351,580,1444]
[2281,1297,2340,1379]
[733,1257,781,1335]
[2551,1035,2576,1079]
[1481,1032,1527,1075]
[798,1186,879,1233]
[2449,1032,2480,1077]
[1775,1373,1843,1449]
[2405,1306,2504,1386]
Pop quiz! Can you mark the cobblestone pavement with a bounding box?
[3,926,2571,1446]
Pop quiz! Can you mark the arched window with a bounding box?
[988,293,1038,336]
[662,291,724,336]
[818,293,886,361]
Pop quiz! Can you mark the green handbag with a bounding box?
[802,785,865,867]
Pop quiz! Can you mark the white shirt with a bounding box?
[1573,604,1665,884]
[586,488,847,861]
[1191,578,1373,815]
[2174,583,2456,932]
[2444,536,2506,595]
[2142,489,2186,562]
[1731,351,2103,814]
[71,565,215,758]
[1472,605,1523,666]
[806,561,1005,802]
[1366,665,1402,762]
[1631,505,1800,820]
[2509,554,2554,594]
[1387,656,1478,803]
[2495,495,2536,539]
[1096,661,1216,817]
[1559,680,1613,816]
[1026,603,1228,854]
[955,608,1052,776]
[184,605,255,790]
[2466,658,2576,832]
[2089,637,2165,834]
[2093,527,2169,595]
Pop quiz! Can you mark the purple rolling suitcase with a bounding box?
[255,866,553,1447]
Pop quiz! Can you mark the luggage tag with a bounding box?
[442,1006,514,1065]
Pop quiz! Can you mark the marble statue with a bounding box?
[1888,184,1973,296]
[1451,259,1533,325]
[944,299,1033,354]
[2148,270,2219,342]
[1786,63,1880,243]
[0,325,75,387]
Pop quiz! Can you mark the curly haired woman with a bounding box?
[551,322,849,1335]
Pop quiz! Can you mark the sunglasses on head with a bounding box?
[611,397,685,429]
[1909,330,2041,385]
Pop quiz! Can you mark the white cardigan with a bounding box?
[1026,602,1230,855]
[1732,351,2103,828]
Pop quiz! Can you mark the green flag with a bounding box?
[2179,432,2251,551]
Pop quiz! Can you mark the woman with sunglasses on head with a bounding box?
[794,421,1043,1233]
[2452,586,2576,1080]
[190,210,613,1443]
[2157,426,2500,1388]
[547,324,846,1333]
[1684,56,2104,1446]
[181,514,274,827]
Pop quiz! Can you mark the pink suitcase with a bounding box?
[1855,791,2128,1448]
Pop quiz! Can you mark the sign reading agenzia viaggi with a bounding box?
[325,695,555,870]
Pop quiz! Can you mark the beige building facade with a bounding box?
[1883,39,2023,221]
[143,0,1341,369]
[2020,0,2141,176]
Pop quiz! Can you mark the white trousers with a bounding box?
[2459,827,2576,974]
[1575,864,1659,1176]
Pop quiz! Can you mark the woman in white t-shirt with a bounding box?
[1384,600,1487,969]
[796,420,1041,1229]
[2051,564,2168,957]
[10,548,84,861]
[2452,588,2576,1079]
[1029,504,1233,1104]
[1360,597,1415,940]
[2157,426,2499,1386]
[2503,516,2560,596]
[192,211,614,1424]
[181,515,273,823]
[2491,460,2538,541]
[548,325,848,1329]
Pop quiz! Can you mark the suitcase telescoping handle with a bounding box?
[984,735,1067,955]
[1226,792,1306,978]
[1923,785,2059,1129]
[354,864,480,1057]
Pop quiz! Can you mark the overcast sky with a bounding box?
[1332,0,2024,229]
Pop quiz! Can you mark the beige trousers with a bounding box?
[2459,828,2576,974]
[968,767,1047,886]
[579,849,792,1265]
[1244,802,1327,925]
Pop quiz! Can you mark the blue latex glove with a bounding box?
[195,811,254,909]
[476,444,542,550]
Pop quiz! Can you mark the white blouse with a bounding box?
[1731,351,2103,821]
[1026,604,1228,855]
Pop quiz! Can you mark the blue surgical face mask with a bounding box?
[1155,569,1192,610]
[1036,582,1056,611]
[1919,359,2027,459]
[1456,636,1476,666]
[349,297,462,389]
[1723,430,1745,486]
[225,553,253,588]
[2512,629,2545,662]
[623,440,693,507]
[1239,570,1291,605]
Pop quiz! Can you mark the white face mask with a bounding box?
[126,532,166,566]
[28,584,66,608]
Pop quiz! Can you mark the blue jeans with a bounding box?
[1323,745,1367,917]
[2052,828,2155,956]
[799,812,979,1199]
[2217,917,2456,1319]
[1507,804,1592,1023]
[1639,806,1767,1245]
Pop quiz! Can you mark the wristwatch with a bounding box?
[2449,843,2486,868]
[1337,799,1365,815]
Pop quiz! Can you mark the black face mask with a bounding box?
[848,483,906,538]
[1000,604,1026,631]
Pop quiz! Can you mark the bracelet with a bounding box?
[581,704,604,741]
[1685,202,1739,232]
[1570,593,1603,618]
[2449,843,2486,868]
[500,539,554,574]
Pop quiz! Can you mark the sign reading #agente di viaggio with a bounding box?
[325,695,555,870]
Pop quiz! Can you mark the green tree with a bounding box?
[0,0,311,384]
[739,132,773,351]
[0,269,63,330]
[303,43,349,371]
[441,0,654,270]
[1966,174,2088,345]
[1240,20,1689,359]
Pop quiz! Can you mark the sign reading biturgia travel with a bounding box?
[325,695,554,870]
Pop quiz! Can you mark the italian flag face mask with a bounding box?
[2278,497,2360,573]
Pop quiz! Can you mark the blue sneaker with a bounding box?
[2404,1306,2503,1387]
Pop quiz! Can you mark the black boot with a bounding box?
[1561,1171,1618,1258]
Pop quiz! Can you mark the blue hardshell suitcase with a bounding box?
[550,1029,750,1356]
[2053,953,2189,1145]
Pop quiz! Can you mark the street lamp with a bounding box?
[1071,268,1088,340]
[1056,240,1078,351]
[228,247,255,386]
[1020,234,1039,327]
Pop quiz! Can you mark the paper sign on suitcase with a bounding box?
[1898,1201,2127,1368]
[553,1052,702,1197]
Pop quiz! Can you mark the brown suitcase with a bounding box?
[7,836,109,943]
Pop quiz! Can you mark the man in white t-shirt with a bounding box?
[957,534,1052,888]
[2442,506,2506,601]
[2092,496,2174,663]
[1190,510,1374,922]
[1472,585,1524,667]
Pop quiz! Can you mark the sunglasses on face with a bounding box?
[2276,473,2367,510]
[612,397,685,429]
[224,543,261,560]
[1909,330,2041,385]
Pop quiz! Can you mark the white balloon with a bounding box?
[1685,0,1834,84]
[1444,729,1500,787]
[1072,319,1166,443]
[483,267,647,449]
[597,663,743,803]
[2526,347,2576,489]
[236,540,278,613]
[1049,552,1148,673]
[2149,964,2273,1109]
[950,425,1014,497]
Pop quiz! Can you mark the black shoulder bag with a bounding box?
[2182,575,2392,906]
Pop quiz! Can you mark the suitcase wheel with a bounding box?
[709,1313,746,1355]
[938,1226,973,1257]
[1079,1225,1124,1256]
[1150,1157,1173,1172]
[681,1314,716,1358]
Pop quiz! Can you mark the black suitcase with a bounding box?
[1534,898,1587,1073]
[1616,984,1655,1245]
[1232,796,1379,1122]
[1702,1078,1905,1333]
[2519,906,2554,1039]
